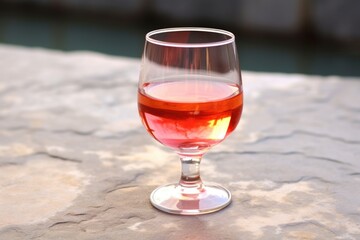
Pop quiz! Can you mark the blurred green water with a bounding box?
[0,8,359,77]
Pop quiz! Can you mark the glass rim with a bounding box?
[145,27,235,48]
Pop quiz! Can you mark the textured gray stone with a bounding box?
[0,44,359,239]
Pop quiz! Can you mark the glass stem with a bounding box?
[179,155,204,195]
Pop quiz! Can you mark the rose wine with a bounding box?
[138,79,243,152]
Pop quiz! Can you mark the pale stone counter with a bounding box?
[0,44,359,240]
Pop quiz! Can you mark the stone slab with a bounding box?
[0,44,359,239]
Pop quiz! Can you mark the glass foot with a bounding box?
[150,183,231,215]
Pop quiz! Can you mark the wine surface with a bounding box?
[138,79,243,152]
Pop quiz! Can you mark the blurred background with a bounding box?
[0,0,359,76]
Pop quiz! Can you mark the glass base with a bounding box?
[150,183,231,215]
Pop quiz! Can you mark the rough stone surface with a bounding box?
[0,44,359,239]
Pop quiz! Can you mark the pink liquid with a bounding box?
[138,80,243,152]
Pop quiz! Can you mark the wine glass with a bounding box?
[138,27,243,215]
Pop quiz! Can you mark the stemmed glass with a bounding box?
[138,27,243,215]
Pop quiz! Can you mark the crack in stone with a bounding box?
[52,129,97,136]
[49,210,106,229]
[33,152,82,163]
[337,116,360,124]
[2,126,97,136]
[65,213,88,217]
[274,176,310,185]
[280,220,337,236]
[95,128,144,140]
[296,154,351,166]
[0,226,26,235]
[48,220,84,228]
[349,172,360,176]
[105,172,144,194]
[1,126,28,131]
[213,150,350,166]
[0,162,22,167]
[1,124,144,142]
[275,176,334,185]
[248,130,360,145]
[106,185,138,194]
[301,176,334,184]
[88,205,102,209]
[49,206,149,233]
[1,126,142,141]
[105,179,141,194]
